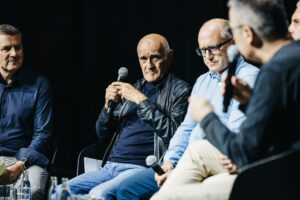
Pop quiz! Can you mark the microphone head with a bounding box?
[146,155,157,167]
[227,45,240,63]
[118,67,128,78]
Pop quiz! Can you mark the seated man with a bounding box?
[0,24,53,200]
[116,18,259,200]
[289,0,300,40]
[67,34,191,199]
[152,0,300,199]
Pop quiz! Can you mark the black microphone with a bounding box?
[107,67,128,114]
[223,45,240,113]
[146,155,165,175]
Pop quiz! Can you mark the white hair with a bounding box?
[297,1,300,7]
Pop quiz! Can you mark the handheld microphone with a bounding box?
[146,155,165,175]
[223,45,240,113]
[107,67,128,114]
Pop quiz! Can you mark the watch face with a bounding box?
[22,158,30,169]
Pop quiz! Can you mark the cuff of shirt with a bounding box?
[201,112,218,130]
[16,148,49,168]
[163,155,178,167]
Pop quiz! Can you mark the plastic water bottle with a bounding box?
[20,170,32,200]
[58,178,72,200]
[48,176,58,200]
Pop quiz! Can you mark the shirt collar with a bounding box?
[0,67,26,86]
[208,71,224,82]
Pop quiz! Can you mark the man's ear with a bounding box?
[167,49,174,64]
[242,25,262,48]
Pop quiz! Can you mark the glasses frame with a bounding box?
[196,38,232,57]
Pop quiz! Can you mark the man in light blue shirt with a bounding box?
[116,18,259,200]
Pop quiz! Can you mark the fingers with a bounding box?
[155,173,168,187]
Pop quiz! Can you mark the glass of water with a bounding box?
[0,185,14,200]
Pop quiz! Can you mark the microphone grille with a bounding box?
[146,155,157,167]
[227,45,240,63]
[118,67,128,77]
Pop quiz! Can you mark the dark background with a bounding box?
[0,0,298,177]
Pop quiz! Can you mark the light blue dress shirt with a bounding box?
[164,56,259,166]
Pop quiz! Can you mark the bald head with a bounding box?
[197,18,233,75]
[198,18,231,43]
[137,33,170,55]
[137,34,173,83]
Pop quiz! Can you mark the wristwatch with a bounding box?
[21,158,31,170]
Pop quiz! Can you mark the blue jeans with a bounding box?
[116,167,160,200]
[67,161,146,200]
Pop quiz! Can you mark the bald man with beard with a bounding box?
[65,34,191,200]
[116,19,259,200]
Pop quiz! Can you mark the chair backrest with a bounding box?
[229,149,300,200]
[76,140,108,176]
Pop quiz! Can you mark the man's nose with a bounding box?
[10,48,17,57]
[288,23,294,34]
[145,58,154,68]
[206,51,214,60]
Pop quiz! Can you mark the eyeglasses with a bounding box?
[196,38,232,57]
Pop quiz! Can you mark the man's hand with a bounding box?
[104,84,121,110]
[188,95,213,123]
[221,73,253,106]
[218,154,239,174]
[112,82,147,104]
[0,161,24,184]
[154,161,174,187]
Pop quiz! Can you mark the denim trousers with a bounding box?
[67,161,146,200]
[116,167,160,200]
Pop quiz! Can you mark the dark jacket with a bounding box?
[202,41,300,168]
[96,73,191,166]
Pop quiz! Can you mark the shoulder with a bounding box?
[168,73,191,89]
[235,56,260,77]
[20,68,51,89]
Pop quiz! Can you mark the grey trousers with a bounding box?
[0,156,48,200]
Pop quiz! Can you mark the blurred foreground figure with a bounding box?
[289,0,300,40]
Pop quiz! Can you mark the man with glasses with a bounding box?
[116,18,259,200]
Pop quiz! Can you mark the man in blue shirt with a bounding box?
[116,18,259,200]
[0,24,53,200]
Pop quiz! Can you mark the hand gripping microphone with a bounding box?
[223,45,240,113]
[146,155,165,175]
[107,67,128,114]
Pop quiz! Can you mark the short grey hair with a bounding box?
[297,1,300,7]
[228,0,288,41]
[0,24,21,36]
[221,20,233,40]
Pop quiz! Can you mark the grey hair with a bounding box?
[227,0,288,41]
[297,1,300,7]
[0,24,21,36]
[221,21,233,40]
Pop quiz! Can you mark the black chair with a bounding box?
[76,140,108,176]
[229,149,300,200]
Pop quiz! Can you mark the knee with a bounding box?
[89,187,111,199]
[116,181,131,199]
[188,140,209,152]
[31,185,45,200]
